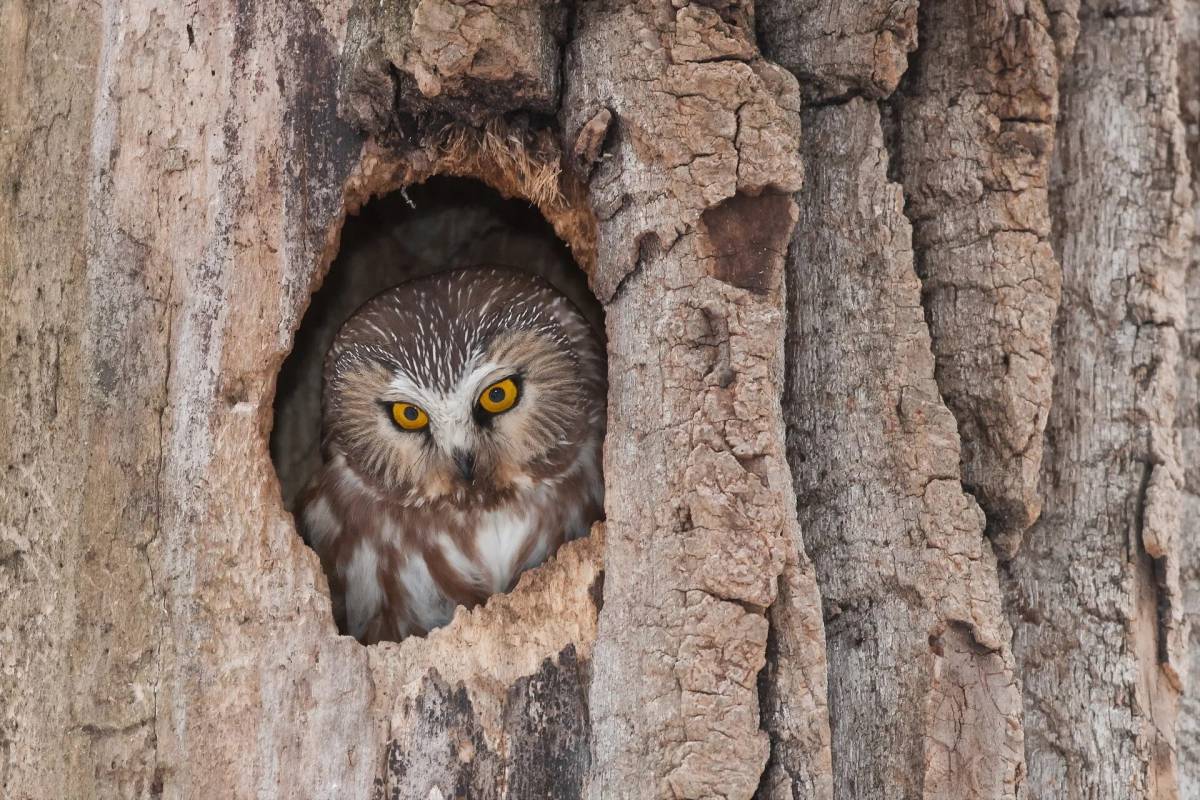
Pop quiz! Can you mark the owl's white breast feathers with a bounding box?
[342,542,384,641]
[472,507,538,595]
[396,554,456,634]
[301,495,341,550]
[310,446,602,640]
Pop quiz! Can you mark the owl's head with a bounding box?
[321,267,605,507]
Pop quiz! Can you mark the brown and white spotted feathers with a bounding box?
[298,267,605,643]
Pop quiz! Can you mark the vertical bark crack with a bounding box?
[888,0,1063,560]
[783,96,1025,800]
[1174,0,1200,790]
[1003,4,1191,795]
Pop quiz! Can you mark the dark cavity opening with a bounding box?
[271,176,603,511]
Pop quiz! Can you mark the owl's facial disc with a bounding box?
[322,267,605,513]
[330,326,585,506]
[382,368,524,485]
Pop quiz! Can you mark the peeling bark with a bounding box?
[1004,2,1192,796]
[891,0,1063,558]
[1179,3,1200,792]
[755,0,919,103]
[561,4,830,796]
[785,98,1024,800]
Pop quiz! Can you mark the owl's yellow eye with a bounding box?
[478,378,519,414]
[390,402,429,431]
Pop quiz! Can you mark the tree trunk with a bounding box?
[1,1,1197,799]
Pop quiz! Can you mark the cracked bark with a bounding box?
[5,0,1200,798]
[784,98,1024,800]
[755,0,919,103]
[4,0,829,797]
[560,4,829,797]
[1180,2,1200,792]
[763,4,1030,797]
[1003,1,1192,797]
[890,0,1063,558]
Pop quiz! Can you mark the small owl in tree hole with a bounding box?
[298,267,605,643]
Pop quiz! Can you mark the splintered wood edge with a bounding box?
[366,526,605,743]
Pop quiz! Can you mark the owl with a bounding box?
[297,267,605,643]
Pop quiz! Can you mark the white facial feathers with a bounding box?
[384,359,512,457]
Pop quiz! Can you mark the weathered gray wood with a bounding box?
[785,98,1024,800]
[1004,2,1192,796]
[755,0,918,102]
[1180,2,1200,792]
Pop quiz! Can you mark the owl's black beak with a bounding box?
[453,449,476,483]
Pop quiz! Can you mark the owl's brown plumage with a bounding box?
[298,267,605,643]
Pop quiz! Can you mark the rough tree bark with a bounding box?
[1004,3,1192,795]
[1,1,1198,800]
